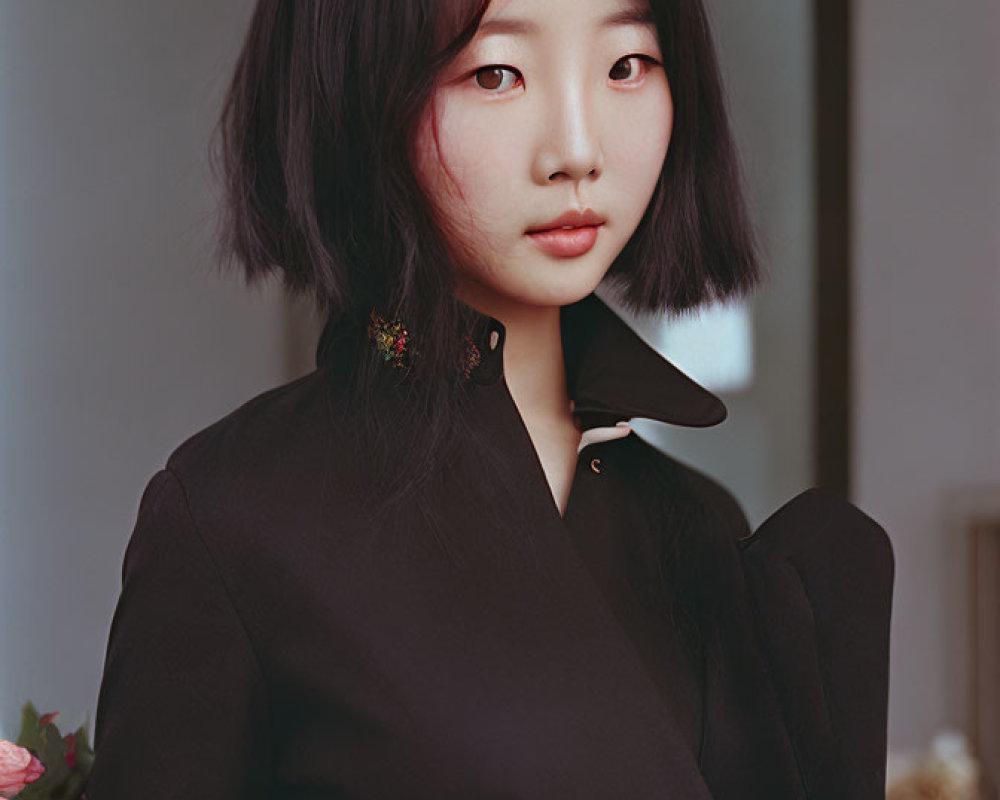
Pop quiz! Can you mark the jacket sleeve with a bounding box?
[739,487,895,800]
[86,468,272,798]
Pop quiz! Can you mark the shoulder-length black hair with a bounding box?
[210,0,761,606]
[212,0,761,321]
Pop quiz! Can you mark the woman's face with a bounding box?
[413,0,672,315]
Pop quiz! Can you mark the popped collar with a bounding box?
[317,289,729,432]
[315,288,730,520]
[459,289,727,427]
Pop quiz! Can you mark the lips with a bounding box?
[525,208,606,234]
[526,223,602,258]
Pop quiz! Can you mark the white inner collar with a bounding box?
[577,421,632,454]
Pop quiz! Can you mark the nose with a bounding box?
[532,81,604,184]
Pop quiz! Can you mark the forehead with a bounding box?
[476,0,657,39]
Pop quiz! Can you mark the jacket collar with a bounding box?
[315,290,727,429]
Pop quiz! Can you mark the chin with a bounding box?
[457,248,612,312]
[506,271,608,310]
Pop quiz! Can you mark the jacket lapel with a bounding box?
[456,377,720,798]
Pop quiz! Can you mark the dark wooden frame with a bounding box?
[814,0,851,495]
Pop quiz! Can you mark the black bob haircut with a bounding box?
[209,0,764,668]
[211,0,763,350]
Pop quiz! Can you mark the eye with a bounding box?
[609,54,660,84]
[473,65,523,94]
[470,54,661,96]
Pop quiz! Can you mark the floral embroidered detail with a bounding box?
[367,307,485,379]
[461,334,482,379]
[367,309,412,368]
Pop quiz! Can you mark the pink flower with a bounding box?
[0,739,46,798]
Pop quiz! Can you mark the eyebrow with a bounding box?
[476,7,657,38]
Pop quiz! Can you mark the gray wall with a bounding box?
[853,0,1000,752]
[0,0,288,739]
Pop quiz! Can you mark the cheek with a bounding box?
[616,90,673,187]
[428,99,523,212]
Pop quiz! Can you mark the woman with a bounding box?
[87,0,895,797]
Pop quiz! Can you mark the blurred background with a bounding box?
[0,0,997,795]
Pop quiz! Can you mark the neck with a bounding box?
[457,284,572,424]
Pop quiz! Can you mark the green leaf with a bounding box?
[15,701,44,752]
[12,701,91,800]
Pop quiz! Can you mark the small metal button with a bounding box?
[590,458,602,474]
[489,329,500,350]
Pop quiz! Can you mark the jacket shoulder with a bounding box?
[740,486,895,585]
[161,363,367,494]
[164,368,330,477]
[155,366,364,541]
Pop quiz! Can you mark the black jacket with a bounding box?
[87,291,894,799]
